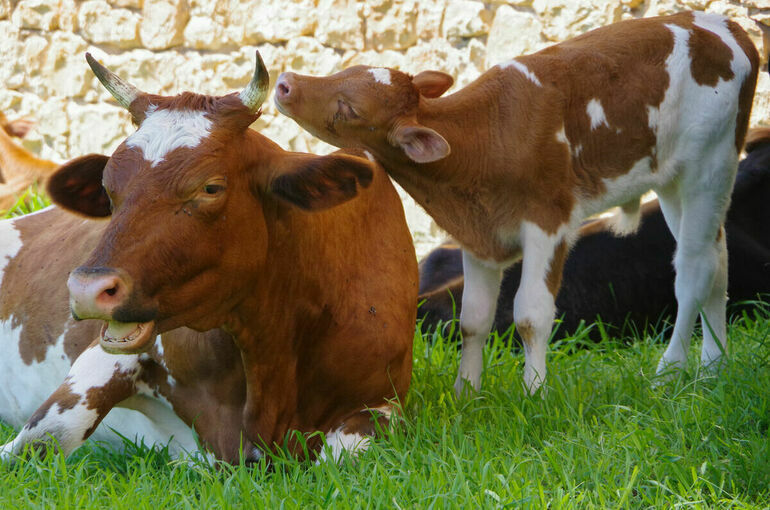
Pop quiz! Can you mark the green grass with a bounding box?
[1,314,769,508]
[1,185,51,218]
[2,194,769,508]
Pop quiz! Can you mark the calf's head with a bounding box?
[274,66,454,164]
[50,53,375,354]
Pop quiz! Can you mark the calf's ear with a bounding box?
[47,154,112,217]
[412,71,454,98]
[265,152,375,211]
[3,119,35,138]
[391,121,451,163]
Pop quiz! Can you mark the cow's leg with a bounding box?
[699,225,729,370]
[453,250,503,397]
[656,183,732,378]
[0,341,140,460]
[513,223,569,394]
[317,404,392,464]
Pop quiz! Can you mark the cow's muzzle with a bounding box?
[67,266,156,354]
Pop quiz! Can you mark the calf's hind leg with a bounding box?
[656,186,732,378]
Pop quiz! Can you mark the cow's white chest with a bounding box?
[126,107,212,167]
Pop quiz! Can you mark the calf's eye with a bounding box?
[203,183,225,195]
[337,99,360,120]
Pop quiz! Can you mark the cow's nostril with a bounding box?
[278,83,290,97]
[104,286,118,297]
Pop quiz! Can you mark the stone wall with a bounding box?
[1,0,768,256]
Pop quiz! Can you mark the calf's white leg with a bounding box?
[513,222,568,394]
[453,250,502,396]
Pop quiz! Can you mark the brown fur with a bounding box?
[0,113,59,211]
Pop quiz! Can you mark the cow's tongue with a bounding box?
[99,320,155,354]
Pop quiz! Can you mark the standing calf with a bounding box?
[418,129,770,339]
[275,12,759,394]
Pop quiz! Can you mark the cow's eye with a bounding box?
[204,184,224,195]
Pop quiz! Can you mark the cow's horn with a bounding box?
[86,53,141,110]
[239,51,269,113]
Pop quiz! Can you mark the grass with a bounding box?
[2,194,769,508]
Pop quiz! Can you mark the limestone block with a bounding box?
[468,37,486,71]
[404,39,475,88]
[364,0,419,51]
[67,102,133,157]
[0,0,10,19]
[750,72,770,128]
[40,32,91,98]
[109,0,143,8]
[183,15,228,50]
[315,0,365,50]
[533,0,623,41]
[140,0,190,50]
[11,0,61,29]
[443,0,490,42]
[79,0,141,48]
[59,0,77,30]
[416,0,445,40]
[621,0,643,8]
[21,35,49,90]
[89,49,179,99]
[704,0,748,18]
[0,23,23,89]
[283,37,344,75]
[342,49,406,69]
[486,5,545,67]
[217,0,316,45]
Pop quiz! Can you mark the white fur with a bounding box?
[586,99,609,130]
[368,68,392,86]
[318,427,371,464]
[454,250,504,396]
[499,60,542,87]
[126,106,212,167]
[555,126,569,146]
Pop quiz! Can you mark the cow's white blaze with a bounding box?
[127,106,212,167]
[368,68,392,86]
[586,99,609,130]
[499,59,542,87]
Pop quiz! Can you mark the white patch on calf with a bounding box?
[0,217,23,287]
[586,99,609,130]
[127,106,213,167]
[499,60,542,87]
[368,68,392,86]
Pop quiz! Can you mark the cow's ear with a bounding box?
[412,71,453,98]
[265,152,375,211]
[3,119,35,138]
[47,154,112,217]
[391,121,450,163]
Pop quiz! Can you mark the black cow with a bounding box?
[419,129,770,341]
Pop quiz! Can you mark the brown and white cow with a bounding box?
[0,113,58,212]
[1,52,417,463]
[274,12,760,395]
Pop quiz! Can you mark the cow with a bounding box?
[418,128,770,340]
[1,52,418,463]
[0,112,58,212]
[273,12,760,395]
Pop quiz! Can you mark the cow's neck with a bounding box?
[375,77,527,262]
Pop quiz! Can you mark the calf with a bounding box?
[274,12,759,394]
[1,52,417,462]
[419,129,770,339]
[0,112,58,211]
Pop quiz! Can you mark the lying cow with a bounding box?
[1,52,417,462]
[418,128,770,340]
[274,12,759,394]
[0,112,58,212]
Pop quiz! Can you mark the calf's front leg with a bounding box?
[453,249,503,397]
[513,222,568,394]
[0,341,140,460]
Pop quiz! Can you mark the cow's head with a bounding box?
[50,53,375,354]
[274,66,454,164]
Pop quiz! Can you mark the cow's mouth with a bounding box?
[99,320,155,354]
